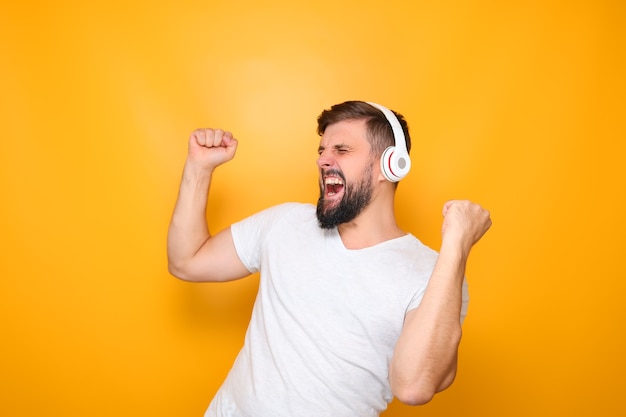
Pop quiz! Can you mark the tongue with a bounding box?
[328,184,343,195]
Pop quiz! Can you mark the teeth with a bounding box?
[324,177,343,185]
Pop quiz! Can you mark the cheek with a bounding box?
[349,160,377,181]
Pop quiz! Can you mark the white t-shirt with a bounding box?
[205,203,468,417]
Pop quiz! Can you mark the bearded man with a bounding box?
[167,100,492,417]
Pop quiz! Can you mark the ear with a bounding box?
[373,157,389,184]
[376,167,388,183]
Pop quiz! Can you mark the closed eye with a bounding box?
[334,144,352,154]
[317,144,353,155]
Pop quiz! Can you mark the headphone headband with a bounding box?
[366,102,411,182]
[366,102,408,155]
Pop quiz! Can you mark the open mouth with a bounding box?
[324,175,345,198]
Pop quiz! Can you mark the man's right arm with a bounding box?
[167,128,251,282]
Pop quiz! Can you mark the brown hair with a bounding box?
[316,100,411,157]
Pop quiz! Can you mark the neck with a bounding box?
[337,188,405,250]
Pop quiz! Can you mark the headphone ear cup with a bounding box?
[380,146,411,182]
[381,146,400,182]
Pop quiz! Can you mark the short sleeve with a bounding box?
[230,203,302,273]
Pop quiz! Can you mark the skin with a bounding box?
[167,120,492,405]
[316,120,405,249]
[316,121,375,229]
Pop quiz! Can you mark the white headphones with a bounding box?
[367,102,411,182]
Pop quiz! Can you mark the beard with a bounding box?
[316,165,373,229]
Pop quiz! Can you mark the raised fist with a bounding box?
[187,128,238,171]
[441,200,492,252]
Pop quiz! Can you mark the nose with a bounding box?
[317,150,334,169]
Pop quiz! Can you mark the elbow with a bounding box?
[167,259,197,282]
[167,263,186,281]
[392,366,458,406]
[393,384,436,406]
[168,258,227,283]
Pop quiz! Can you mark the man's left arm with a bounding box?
[390,200,491,405]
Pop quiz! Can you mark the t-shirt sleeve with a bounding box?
[230,203,300,273]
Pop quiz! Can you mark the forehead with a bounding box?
[319,119,370,148]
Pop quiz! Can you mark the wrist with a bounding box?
[439,236,470,263]
[182,160,214,185]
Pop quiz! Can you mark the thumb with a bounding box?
[442,200,458,217]
[222,131,238,154]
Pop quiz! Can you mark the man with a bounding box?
[167,100,492,417]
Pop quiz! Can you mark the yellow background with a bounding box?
[1,0,624,416]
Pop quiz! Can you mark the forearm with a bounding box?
[167,162,214,276]
[390,239,468,405]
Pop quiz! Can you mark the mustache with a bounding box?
[321,169,346,183]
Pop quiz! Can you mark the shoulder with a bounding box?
[258,202,315,220]
[404,234,438,256]
[234,202,316,229]
[395,234,439,271]
[274,202,316,214]
[230,203,317,268]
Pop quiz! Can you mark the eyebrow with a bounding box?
[318,143,351,153]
